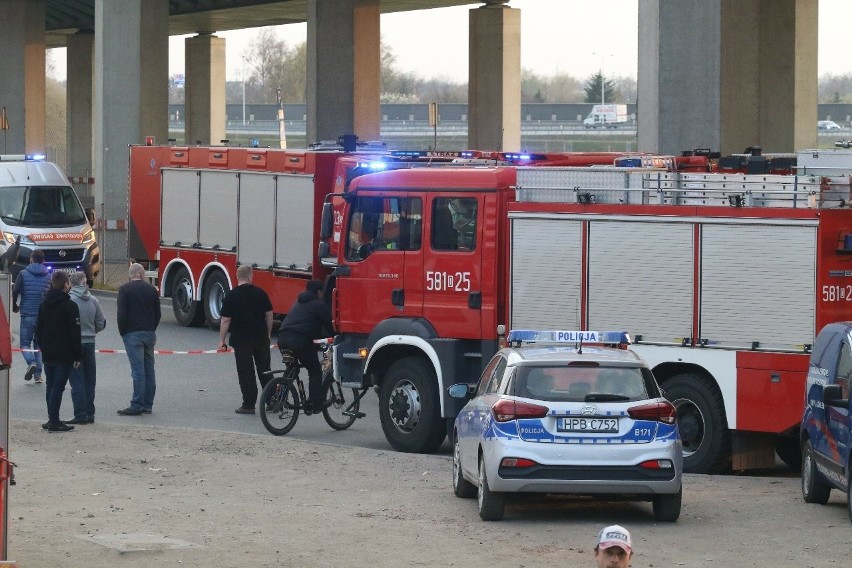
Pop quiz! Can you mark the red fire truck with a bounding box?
[127,139,831,472]
[318,149,852,473]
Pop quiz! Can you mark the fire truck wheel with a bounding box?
[202,270,229,330]
[379,357,447,454]
[775,433,802,471]
[663,373,731,474]
[171,266,204,327]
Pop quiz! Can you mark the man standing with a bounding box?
[219,265,273,414]
[67,271,106,424]
[35,271,81,432]
[277,279,334,412]
[12,249,51,383]
[116,263,161,416]
[594,525,633,568]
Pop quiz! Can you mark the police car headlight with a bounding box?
[81,229,95,244]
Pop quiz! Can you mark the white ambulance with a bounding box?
[0,154,99,285]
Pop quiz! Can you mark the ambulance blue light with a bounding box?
[25,153,46,161]
[507,330,631,345]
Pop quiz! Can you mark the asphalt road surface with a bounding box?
[8,290,445,452]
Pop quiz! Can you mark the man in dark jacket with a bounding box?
[13,249,51,383]
[218,265,273,414]
[277,279,334,411]
[116,263,161,416]
[35,271,81,432]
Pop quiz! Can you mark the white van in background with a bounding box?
[0,154,100,285]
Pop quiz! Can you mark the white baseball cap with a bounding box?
[596,525,632,553]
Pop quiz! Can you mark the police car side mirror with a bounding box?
[448,383,473,399]
[824,384,845,407]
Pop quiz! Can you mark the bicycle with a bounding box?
[259,338,367,436]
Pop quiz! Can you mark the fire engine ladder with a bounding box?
[515,167,851,210]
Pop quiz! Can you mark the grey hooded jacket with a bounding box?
[69,285,107,343]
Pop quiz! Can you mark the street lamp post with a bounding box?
[241,56,247,126]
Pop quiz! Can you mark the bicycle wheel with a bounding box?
[322,373,358,431]
[259,376,299,436]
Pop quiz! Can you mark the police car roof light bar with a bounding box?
[506,330,631,347]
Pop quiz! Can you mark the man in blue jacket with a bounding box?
[12,249,51,383]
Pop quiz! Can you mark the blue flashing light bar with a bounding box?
[361,161,387,171]
[507,330,631,345]
[26,153,46,161]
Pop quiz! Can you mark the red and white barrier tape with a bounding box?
[14,344,279,355]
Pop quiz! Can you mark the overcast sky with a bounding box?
[51,0,852,83]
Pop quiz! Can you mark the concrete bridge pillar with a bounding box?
[468,1,521,151]
[66,31,94,206]
[638,0,817,155]
[94,0,168,267]
[306,0,380,145]
[185,33,227,146]
[0,0,46,155]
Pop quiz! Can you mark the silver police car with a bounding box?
[450,330,682,521]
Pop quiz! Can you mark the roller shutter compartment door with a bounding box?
[237,172,276,268]
[588,220,693,342]
[198,170,238,251]
[161,168,200,247]
[700,223,816,350]
[510,217,583,330]
[274,174,315,271]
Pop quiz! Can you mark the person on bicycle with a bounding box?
[277,279,334,412]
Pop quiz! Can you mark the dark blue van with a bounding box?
[801,322,852,521]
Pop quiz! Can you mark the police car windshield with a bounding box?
[513,365,653,402]
[0,186,87,227]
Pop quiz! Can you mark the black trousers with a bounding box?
[233,335,271,408]
[279,335,323,404]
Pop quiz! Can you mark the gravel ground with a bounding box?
[4,418,851,567]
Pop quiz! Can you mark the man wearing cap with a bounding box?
[594,525,633,568]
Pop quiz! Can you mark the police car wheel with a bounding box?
[477,454,505,521]
[453,432,476,498]
[801,439,831,504]
[652,487,682,522]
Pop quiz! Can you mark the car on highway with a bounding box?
[449,329,683,522]
[818,120,842,130]
[800,321,852,521]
